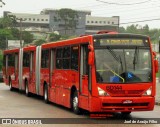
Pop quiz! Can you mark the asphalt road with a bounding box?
[0,83,160,127]
[156,81,160,102]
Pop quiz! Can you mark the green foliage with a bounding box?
[49,33,61,42]
[119,24,160,44]
[34,39,46,46]
[0,51,3,70]
[0,17,13,28]
[56,8,78,35]
[22,31,34,44]
[0,28,13,49]
[0,17,33,49]
[10,28,19,39]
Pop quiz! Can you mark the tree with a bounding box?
[0,16,34,49]
[0,29,13,49]
[119,26,126,33]
[49,33,61,42]
[34,39,46,46]
[22,31,34,44]
[10,28,19,39]
[0,51,2,70]
[56,8,78,35]
[142,24,149,35]
[0,15,18,29]
[126,24,140,34]
[119,24,160,44]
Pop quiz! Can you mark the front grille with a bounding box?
[128,90,144,94]
[102,103,149,107]
[108,90,144,95]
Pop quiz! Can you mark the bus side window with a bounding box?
[56,48,63,69]
[30,52,34,72]
[63,47,71,69]
[71,46,79,71]
[41,49,49,68]
[15,53,18,71]
[23,52,30,67]
[3,55,6,67]
[82,45,89,75]
[8,54,15,67]
[3,55,7,74]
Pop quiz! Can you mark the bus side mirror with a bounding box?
[88,44,94,65]
[152,51,159,73]
[154,59,159,73]
[88,51,94,66]
[153,51,156,58]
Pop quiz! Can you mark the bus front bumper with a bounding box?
[89,96,155,112]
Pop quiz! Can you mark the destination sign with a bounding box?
[94,38,149,46]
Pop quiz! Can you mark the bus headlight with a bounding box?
[143,87,152,96]
[98,87,109,96]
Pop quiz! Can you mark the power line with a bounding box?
[96,0,151,5]
[52,18,160,32]
[91,1,160,15]
[0,0,5,7]
[120,18,160,25]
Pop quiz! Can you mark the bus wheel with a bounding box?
[121,112,131,115]
[25,81,30,97]
[72,91,81,114]
[9,80,13,91]
[44,85,49,103]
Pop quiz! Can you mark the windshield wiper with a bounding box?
[107,47,119,62]
[107,47,123,71]
[119,55,123,71]
[133,47,139,70]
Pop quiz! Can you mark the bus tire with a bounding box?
[44,84,49,103]
[9,79,13,91]
[25,81,30,97]
[72,91,81,114]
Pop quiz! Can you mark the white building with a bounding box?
[85,15,119,34]
[5,12,50,32]
[4,10,119,36]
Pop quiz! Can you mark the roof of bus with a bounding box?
[23,45,36,51]
[3,48,19,54]
[41,35,93,49]
[92,33,149,39]
[41,33,150,49]
[3,32,151,53]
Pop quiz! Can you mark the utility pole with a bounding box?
[9,15,25,48]
[117,16,120,32]
[19,18,23,48]
[113,16,120,32]
[15,17,25,48]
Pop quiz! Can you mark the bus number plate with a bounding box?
[106,86,122,91]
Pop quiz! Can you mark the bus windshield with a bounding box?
[95,47,152,83]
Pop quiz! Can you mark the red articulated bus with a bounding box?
[2,31,159,115]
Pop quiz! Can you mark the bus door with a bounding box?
[3,55,8,84]
[29,51,35,92]
[49,49,56,102]
[11,53,18,88]
[13,53,19,87]
[80,44,89,109]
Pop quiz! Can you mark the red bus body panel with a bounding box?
[2,33,156,113]
[23,46,36,93]
[3,48,19,87]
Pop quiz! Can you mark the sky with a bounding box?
[0,0,160,29]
